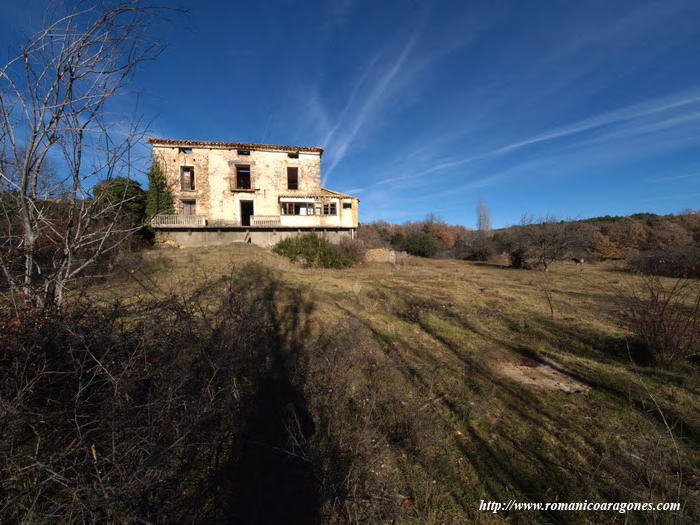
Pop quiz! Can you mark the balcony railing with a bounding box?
[151,214,207,227]
[251,215,282,226]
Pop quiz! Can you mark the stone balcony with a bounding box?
[251,215,282,226]
[151,214,207,227]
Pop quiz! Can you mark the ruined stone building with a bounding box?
[148,137,359,247]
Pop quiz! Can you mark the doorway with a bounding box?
[240,200,254,226]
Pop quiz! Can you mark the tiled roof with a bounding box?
[147,137,324,154]
[319,187,357,199]
[278,188,358,200]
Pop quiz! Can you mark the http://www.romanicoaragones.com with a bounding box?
[479,500,681,514]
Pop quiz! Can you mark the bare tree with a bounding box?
[0,2,165,306]
[476,199,491,231]
[511,214,577,272]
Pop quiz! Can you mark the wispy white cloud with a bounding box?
[322,27,421,184]
[321,51,382,148]
[341,88,700,202]
[343,90,700,199]
[300,0,700,223]
[320,8,487,186]
[419,91,700,175]
[298,86,334,146]
[260,112,274,144]
[646,172,699,183]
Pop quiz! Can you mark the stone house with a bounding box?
[148,137,359,247]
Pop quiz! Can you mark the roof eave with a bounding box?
[320,187,359,201]
[147,136,324,155]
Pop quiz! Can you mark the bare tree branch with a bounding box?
[0,2,168,306]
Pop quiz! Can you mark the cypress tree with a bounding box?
[145,159,174,217]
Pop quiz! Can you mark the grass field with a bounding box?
[98,244,699,523]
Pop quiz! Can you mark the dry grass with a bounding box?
[90,244,700,524]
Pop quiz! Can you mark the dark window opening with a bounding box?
[343,202,352,209]
[322,203,337,215]
[181,200,196,215]
[179,147,193,154]
[287,167,299,190]
[236,165,251,189]
[237,149,251,156]
[180,166,195,190]
[280,202,314,215]
[287,152,299,159]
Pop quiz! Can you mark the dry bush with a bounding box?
[0,264,342,523]
[0,263,402,524]
[338,237,367,263]
[616,275,700,364]
[453,230,495,261]
[506,215,581,271]
[356,224,390,249]
[627,247,700,278]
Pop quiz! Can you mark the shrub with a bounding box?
[356,224,390,248]
[509,248,528,269]
[398,230,438,258]
[616,275,700,364]
[273,234,358,268]
[92,176,147,226]
[627,247,700,278]
[464,233,495,261]
[0,265,324,523]
[338,237,367,263]
[389,231,405,249]
[506,215,579,271]
[0,266,393,523]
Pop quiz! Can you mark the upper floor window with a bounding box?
[287,152,299,159]
[180,166,195,190]
[321,203,337,215]
[287,167,298,190]
[343,202,352,209]
[179,147,192,154]
[237,149,251,156]
[236,165,251,189]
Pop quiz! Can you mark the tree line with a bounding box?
[358,206,700,276]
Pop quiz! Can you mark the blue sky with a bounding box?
[2,0,700,227]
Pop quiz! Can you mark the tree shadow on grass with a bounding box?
[351,302,696,524]
[196,266,323,525]
[1,263,338,525]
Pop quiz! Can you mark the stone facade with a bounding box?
[148,137,359,232]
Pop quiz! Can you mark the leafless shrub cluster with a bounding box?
[627,247,700,279]
[0,262,405,524]
[616,275,700,364]
[506,214,583,271]
[338,237,367,262]
[0,264,326,523]
[356,223,391,249]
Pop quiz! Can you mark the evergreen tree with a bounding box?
[145,159,174,217]
[92,177,146,225]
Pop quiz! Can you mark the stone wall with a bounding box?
[155,228,355,249]
[154,145,323,223]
